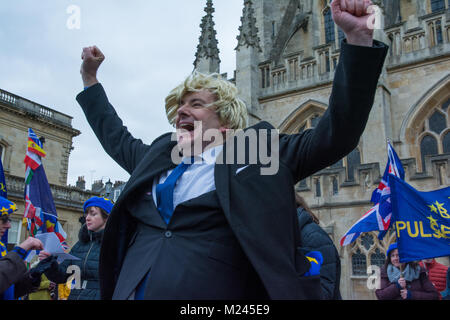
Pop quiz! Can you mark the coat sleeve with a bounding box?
[375,268,401,300]
[76,84,151,174]
[13,270,37,299]
[43,246,79,284]
[279,40,389,183]
[410,272,440,300]
[0,252,28,295]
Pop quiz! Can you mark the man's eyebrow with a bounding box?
[180,98,207,104]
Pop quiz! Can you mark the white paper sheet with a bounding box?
[25,232,80,263]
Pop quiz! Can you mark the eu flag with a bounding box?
[389,175,450,263]
[0,158,8,244]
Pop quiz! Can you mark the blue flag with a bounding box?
[0,158,8,244]
[389,175,450,263]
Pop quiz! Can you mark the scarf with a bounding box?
[387,263,421,283]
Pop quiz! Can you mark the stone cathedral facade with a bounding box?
[195,0,450,299]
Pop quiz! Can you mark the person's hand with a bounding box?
[398,277,406,289]
[18,237,43,251]
[331,0,374,47]
[400,289,409,299]
[80,45,105,88]
[38,250,51,261]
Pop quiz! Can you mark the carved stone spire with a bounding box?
[236,0,261,51]
[194,0,220,73]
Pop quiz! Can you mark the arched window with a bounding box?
[350,231,394,276]
[0,145,3,163]
[418,98,449,171]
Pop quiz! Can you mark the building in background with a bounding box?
[0,88,97,248]
[196,0,450,299]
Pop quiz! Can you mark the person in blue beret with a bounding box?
[37,196,113,300]
[375,243,439,300]
[0,196,44,299]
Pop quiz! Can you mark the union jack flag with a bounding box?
[340,142,404,246]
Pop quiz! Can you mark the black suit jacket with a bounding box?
[77,40,388,299]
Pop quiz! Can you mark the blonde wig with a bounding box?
[165,71,248,130]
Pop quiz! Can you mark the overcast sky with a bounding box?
[0,0,243,188]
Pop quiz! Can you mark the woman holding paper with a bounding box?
[375,243,440,300]
[38,196,113,300]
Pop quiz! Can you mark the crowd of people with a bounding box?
[0,0,449,300]
[1,193,448,300]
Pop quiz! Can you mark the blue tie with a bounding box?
[156,158,194,224]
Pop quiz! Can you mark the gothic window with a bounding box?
[370,248,386,268]
[352,249,367,276]
[431,0,446,12]
[443,99,450,111]
[315,178,322,197]
[350,231,392,276]
[428,19,444,46]
[324,7,335,44]
[418,99,449,171]
[443,131,450,153]
[346,148,361,181]
[436,20,443,44]
[421,135,439,171]
[332,176,339,195]
[260,66,271,88]
[429,110,447,134]
[361,234,374,251]
[325,51,331,72]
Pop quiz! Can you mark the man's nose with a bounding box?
[177,102,191,116]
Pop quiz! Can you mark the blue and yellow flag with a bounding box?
[389,175,450,263]
[0,158,8,245]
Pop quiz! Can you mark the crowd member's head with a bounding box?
[294,192,320,224]
[82,197,113,232]
[0,196,16,240]
[386,243,401,268]
[165,71,248,153]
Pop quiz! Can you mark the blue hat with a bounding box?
[386,243,398,258]
[0,196,17,217]
[83,197,114,214]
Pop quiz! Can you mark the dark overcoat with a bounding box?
[77,40,388,300]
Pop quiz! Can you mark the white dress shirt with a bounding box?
[151,145,223,209]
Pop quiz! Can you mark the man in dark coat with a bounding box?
[77,0,388,299]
